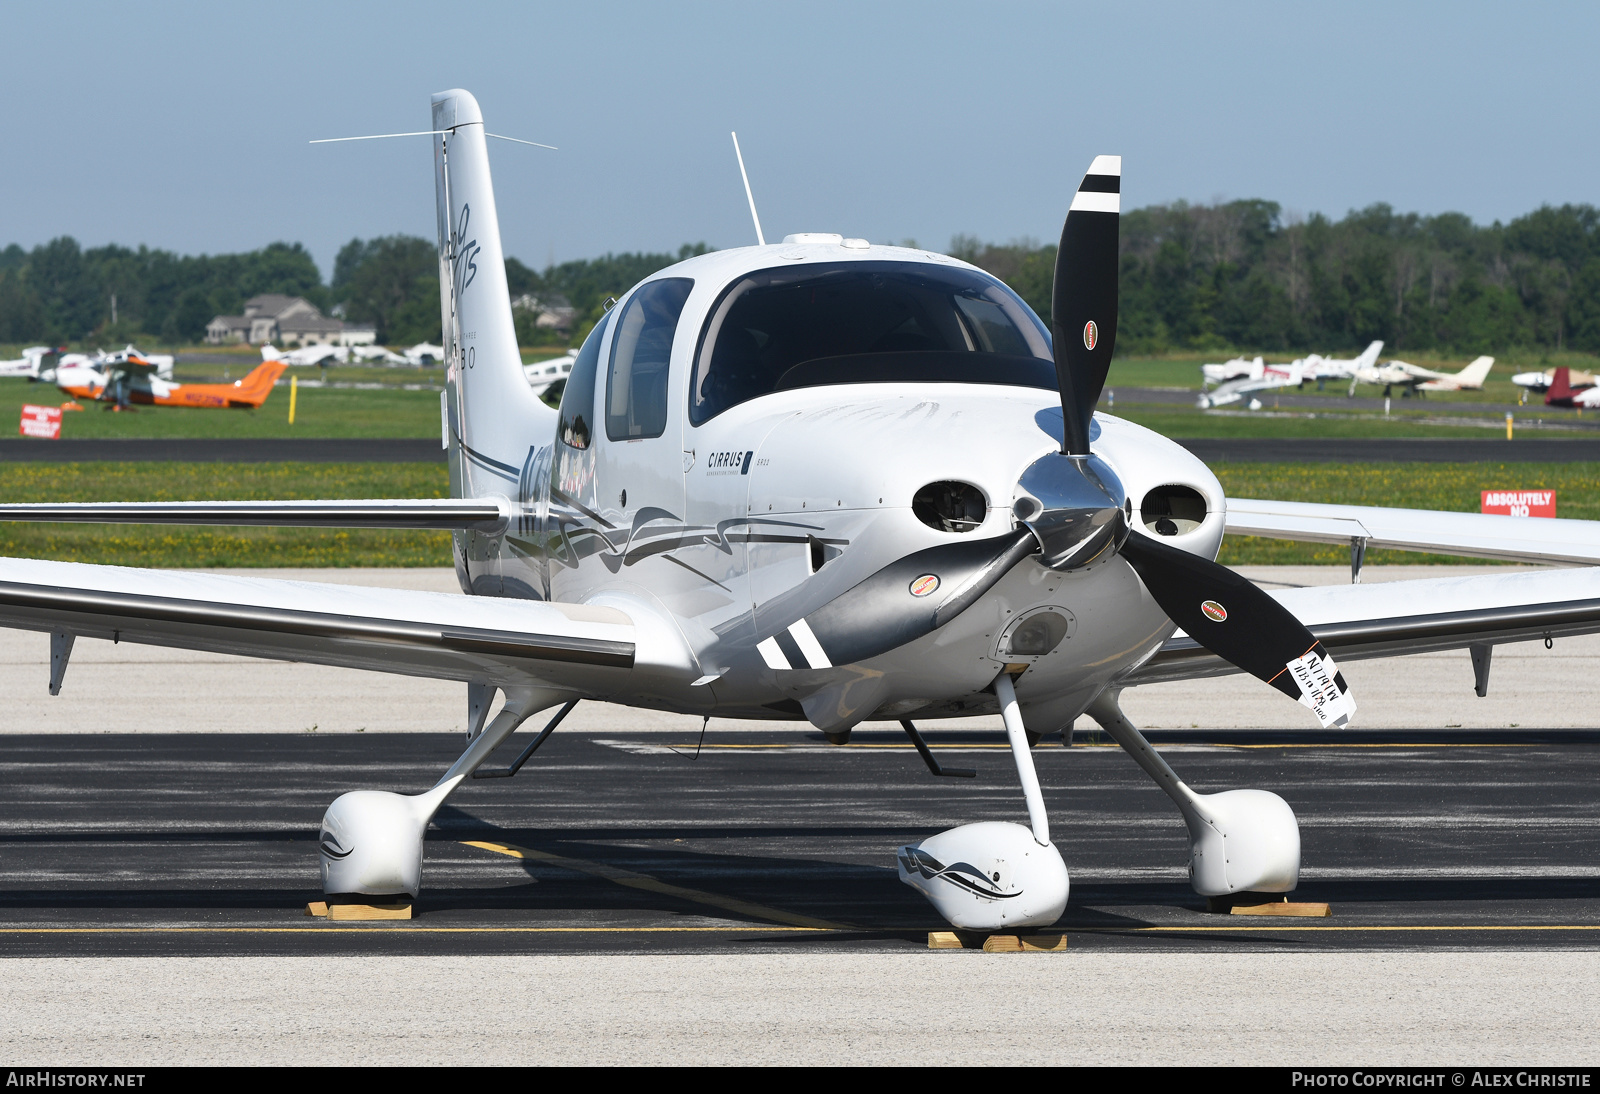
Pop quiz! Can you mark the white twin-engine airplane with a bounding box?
[5,90,1600,931]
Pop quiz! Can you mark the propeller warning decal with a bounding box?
[1083,321,1098,351]
[1200,600,1227,622]
[909,574,940,597]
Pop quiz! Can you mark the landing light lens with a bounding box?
[1003,611,1070,656]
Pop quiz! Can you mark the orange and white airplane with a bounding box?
[55,357,286,409]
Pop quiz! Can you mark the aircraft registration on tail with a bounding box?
[2,89,1599,931]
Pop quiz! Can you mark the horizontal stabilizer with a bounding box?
[0,497,509,530]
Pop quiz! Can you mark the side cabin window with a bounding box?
[688,261,1053,424]
[556,309,613,450]
[606,278,694,441]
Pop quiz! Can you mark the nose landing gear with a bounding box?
[896,672,1069,930]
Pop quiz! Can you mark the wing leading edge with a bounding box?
[0,557,680,696]
[0,498,507,530]
[1226,498,1600,566]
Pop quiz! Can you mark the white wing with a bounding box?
[0,497,507,529]
[0,556,696,695]
[1225,498,1600,566]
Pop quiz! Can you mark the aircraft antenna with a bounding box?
[311,131,556,149]
[731,132,766,246]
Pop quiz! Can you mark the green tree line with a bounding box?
[957,199,1600,356]
[6,199,1600,356]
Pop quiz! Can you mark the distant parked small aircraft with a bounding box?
[1200,354,1264,384]
[0,346,54,379]
[51,345,175,382]
[351,345,409,365]
[1543,367,1600,408]
[263,343,349,367]
[1197,361,1306,408]
[1347,355,1494,397]
[1199,341,1383,399]
[1513,367,1596,402]
[522,349,576,398]
[56,358,286,409]
[405,342,445,366]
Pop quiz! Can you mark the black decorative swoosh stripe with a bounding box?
[319,834,353,860]
[898,848,1018,901]
[1078,174,1120,193]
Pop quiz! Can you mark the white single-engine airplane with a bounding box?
[1347,355,1494,397]
[0,346,54,379]
[263,343,350,367]
[4,90,1600,931]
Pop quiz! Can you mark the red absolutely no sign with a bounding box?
[19,404,61,439]
[1481,490,1555,517]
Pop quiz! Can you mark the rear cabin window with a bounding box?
[556,309,612,450]
[689,261,1053,424]
[605,278,694,441]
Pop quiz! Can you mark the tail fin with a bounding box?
[261,345,282,362]
[1454,355,1494,388]
[1547,366,1573,406]
[431,89,551,497]
[234,360,288,405]
[1355,340,1383,369]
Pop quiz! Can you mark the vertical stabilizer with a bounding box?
[1355,340,1384,369]
[1547,366,1574,406]
[1454,355,1494,388]
[431,89,552,500]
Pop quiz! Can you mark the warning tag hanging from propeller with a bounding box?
[1279,644,1357,729]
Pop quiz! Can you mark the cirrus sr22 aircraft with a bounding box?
[4,90,1600,931]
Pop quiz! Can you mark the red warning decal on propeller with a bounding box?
[1083,321,1098,351]
[1200,600,1227,622]
[909,574,940,597]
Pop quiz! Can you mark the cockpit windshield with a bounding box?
[689,261,1055,424]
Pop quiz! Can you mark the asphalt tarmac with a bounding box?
[4,567,1598,1063]
[2,722,1598,960]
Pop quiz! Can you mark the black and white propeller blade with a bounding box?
[1052,155,1121,458]
[1120,531,1356,727]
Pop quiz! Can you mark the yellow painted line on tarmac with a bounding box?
[0,925,832,935]
[1119,924,1600,932]
[2,923,1596,937]
[461,839,852,931]
[673,741,1538,751]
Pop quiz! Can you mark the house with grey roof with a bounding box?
[206,295,377,346]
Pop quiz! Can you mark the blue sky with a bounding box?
[5,1,1596,276]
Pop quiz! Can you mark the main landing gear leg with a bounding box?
[1086,688,1299,897]
[895,672,1069,931]
[317,684,571,899]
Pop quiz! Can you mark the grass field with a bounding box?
[0,377,440,439]
[1112,406,1542,438]
[0,463,451,567]
[1213,461,1600,565]
[0,460,1588,569]
[1109,350,1600,406]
